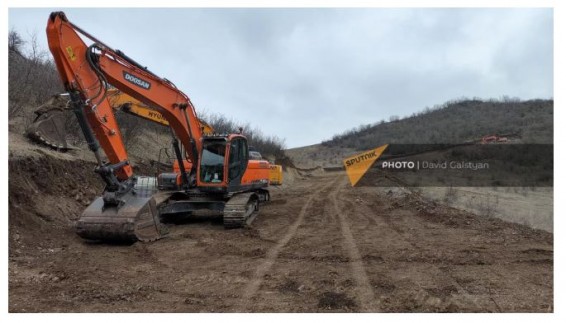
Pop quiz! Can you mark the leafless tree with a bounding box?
[8,30,63,120]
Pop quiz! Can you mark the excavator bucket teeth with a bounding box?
[26,110,70,150]
[76,194,167,242]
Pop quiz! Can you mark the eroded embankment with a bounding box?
[9,154,103,249]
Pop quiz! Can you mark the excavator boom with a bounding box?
[48,12,204,172]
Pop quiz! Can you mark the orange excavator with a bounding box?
[46,11,272,242]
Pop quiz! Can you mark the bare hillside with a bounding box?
[288,98,552,169]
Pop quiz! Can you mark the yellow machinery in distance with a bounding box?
[269,165,283,185]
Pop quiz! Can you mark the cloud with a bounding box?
[9,8,553,148]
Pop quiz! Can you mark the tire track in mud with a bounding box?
[341,190,488,312]
[329,178,379,312]
[241,176,341,302]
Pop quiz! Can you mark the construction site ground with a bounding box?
[8,135,553,312]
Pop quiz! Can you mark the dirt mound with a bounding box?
[278,152,331,185]
[274,155,296,171]
[9,153,103,251]
[281,165,326,186]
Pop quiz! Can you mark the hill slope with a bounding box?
[288,98,553,168]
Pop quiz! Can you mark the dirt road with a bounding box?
[8,151,553,312]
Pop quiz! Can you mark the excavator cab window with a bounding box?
[228,137,248,182]
[200,140,226,183]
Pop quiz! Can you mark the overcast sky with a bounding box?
[9,8,553,148]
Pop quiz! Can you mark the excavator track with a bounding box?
[223,192,259,229]
[76,177,168,242]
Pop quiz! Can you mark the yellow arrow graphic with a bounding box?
[343,144,388,186]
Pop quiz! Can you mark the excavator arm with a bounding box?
[47,12,203,186]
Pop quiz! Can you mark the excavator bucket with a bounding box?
[25,94,72,150]
[76,194,167,242]
[77,176,168,242]
[26,109,69,150]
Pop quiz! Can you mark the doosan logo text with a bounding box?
[123,72,151,89]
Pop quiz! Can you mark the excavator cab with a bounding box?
[197,135,249,189]
[199,139,228,184]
